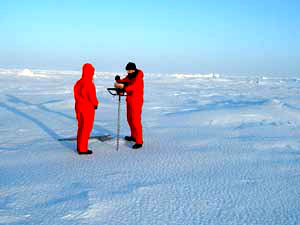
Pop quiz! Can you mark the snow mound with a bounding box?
[18,69,35,76]
[17,69,47,78]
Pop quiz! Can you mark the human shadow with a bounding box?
[0,101,75,152]
[5,94,112,137]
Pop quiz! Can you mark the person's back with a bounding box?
[74,65,98,112]
[73,63,99,155]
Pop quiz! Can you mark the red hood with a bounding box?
[82,63,95,81]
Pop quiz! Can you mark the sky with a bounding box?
[1,0,300,75]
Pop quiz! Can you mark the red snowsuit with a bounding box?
[119,70,144,144]
[74,64,99,152]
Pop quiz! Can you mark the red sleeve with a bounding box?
[124,76,142,92]
[124,74,142,92]
[118,76,130,83]
[88,83,99,107]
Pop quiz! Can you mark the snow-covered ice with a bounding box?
[0,68,300,224]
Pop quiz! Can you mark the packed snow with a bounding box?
[0,68,300,225]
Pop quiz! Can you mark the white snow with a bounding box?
[0,69,300,224]
[17,69,49,78]
[172,73,220,79]
[17,69,35,77]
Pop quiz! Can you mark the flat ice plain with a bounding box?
[0,68,300,225]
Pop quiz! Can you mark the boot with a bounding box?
[78,149,93,155]
[132,144,143,149]
[125,136,136,142]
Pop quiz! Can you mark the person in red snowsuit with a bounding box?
[74,63,99,155]
[115,62,144,149]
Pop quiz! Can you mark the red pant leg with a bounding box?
[77,113,82,151]
[127,100,143,144]
[127,102,135,138]
[134,103,143,144]
[77,109,95,152]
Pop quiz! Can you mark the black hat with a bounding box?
[125,62,137,70]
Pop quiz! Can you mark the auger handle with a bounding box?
[107,88,126,96]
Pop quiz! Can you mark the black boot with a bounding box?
[125,136,136,142]
[132,144,143,149]
[78,149,93,155]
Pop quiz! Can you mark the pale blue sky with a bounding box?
[1,0,299,75]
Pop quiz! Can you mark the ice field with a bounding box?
[0,68,300,225]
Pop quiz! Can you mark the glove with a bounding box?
[94,106,98,110]
[115,75,120,81]
[114,82,124,89]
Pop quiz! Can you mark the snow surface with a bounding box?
[0,69,300,225]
